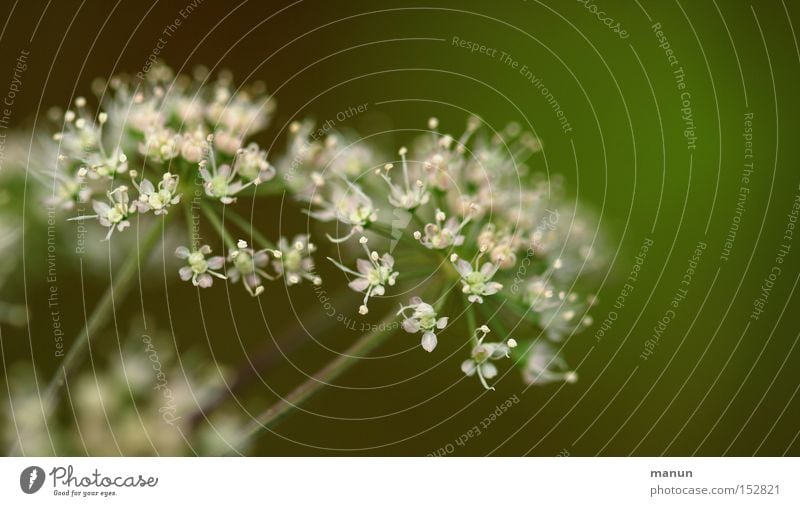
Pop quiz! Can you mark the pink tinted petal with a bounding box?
[179,266,193,281]
[139,179,155,194]
[348,277,369,292]
[356,258,372,274]
[402,318,420,334]
[479,262,496,277]
[175,246,191,259]
[196,273,213,288]
[455,259,472,277]
[207,256,225,269]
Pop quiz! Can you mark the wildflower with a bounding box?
[537,291,594,341]
[227,240,277,297]
[307,180,378,243]
[88,147,129,179]
[522,341,578,385]
[180,128,208,163]
[328,236,398,314]
[127,97,164,133]
[45,162,92,210]
[376,147,429,209]
[133,172,180,215]
[139,126,181,162]
[175,245,226,288]
[273,235,321,286]
[477,224,520,269]
[233,143,275,182]
[451,253,503,303]
[199,137,263,204]
[68,185,134,240]
[460,325,517,390]
[413,209,468,250]
[397,297,449,352]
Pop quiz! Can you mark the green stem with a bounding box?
[224,208,275,249]
[228,310,398,453]
[201,203,235,250]
[26,214,168,454]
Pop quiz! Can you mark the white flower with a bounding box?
[180,128,208,163]
[397,297,449,352]
[68,185,134,240]
[522,341,577,385]
[307,180,377,243]
[233,143,275,182]
[328,236,398,314]
[452,255,503,303]
[139,126,181,162]
[273,235,321,286]
[133,172,180,215]
[176,245,226,288]
[376,147,429,209]
[477,224,520,269]
[227,240,277,297]
[415,209,468,250]
[88,148,128,178]
[127,98,164,133]
[460,326,516,390]
[199,138,263,204]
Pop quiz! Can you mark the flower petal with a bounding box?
[179,266,193,281]
[481,362,498,379]
[348,277,370,292]
[455,259,472,277]
[356,258,372,274]
[461,359,477,376]
[402,318,420,334]
[421,332,437,352]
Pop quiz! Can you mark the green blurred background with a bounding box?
[1,0,798,455]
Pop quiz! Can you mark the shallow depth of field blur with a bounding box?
[1,0,799,456]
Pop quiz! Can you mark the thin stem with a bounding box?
[27,214,168,454]
[224,208,275,249]
[201,202,235,250]
[228,310,398,453]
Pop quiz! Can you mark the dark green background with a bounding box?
[1,0,798,455]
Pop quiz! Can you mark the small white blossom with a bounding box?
[415,209,468,250]
[460,326,516,390]
[376,147,430,209]
[329,237,398,314]
[227,240,276,297]
[307,180,378,243]
[523,341,577,385]
[139,126,181,162]
[68,185,134,240]
[397,297,449,352]
[176,245,226,288]
[199,138,263,204]
[452,255,503,303]
[233,143,275,182]
[273,235,321,286]
[180,128,208,163]
[133,172,180,215]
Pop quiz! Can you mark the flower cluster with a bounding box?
[288,116,603,389]
[45,63,320,297]
[42,62,604,393]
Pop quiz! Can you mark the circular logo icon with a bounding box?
[20,466,45,494]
